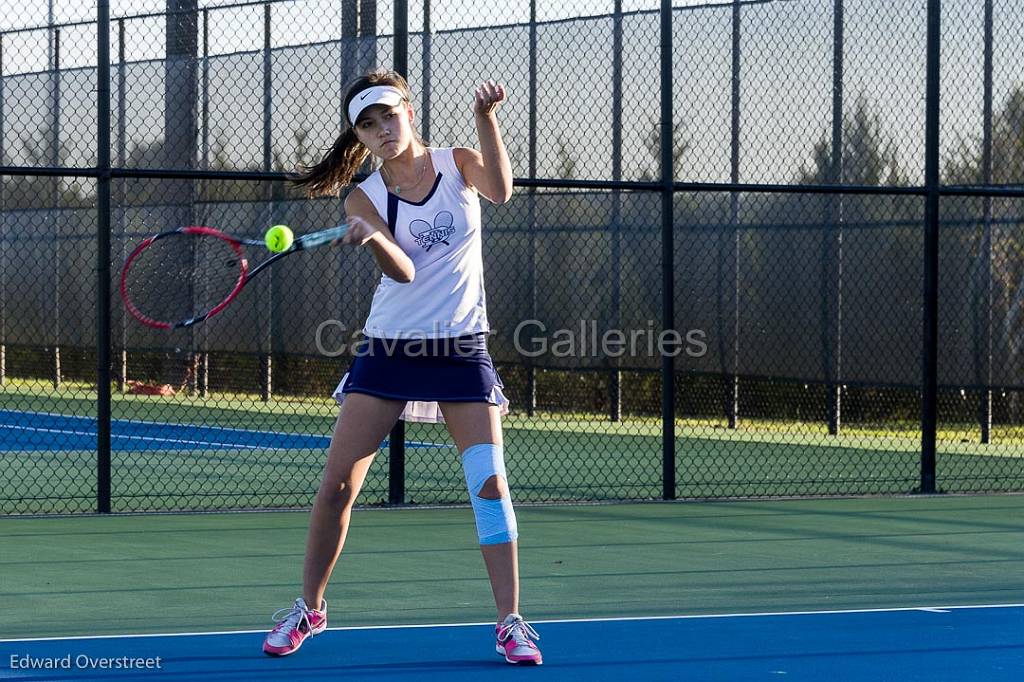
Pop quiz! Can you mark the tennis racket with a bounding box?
[120,223,348,330]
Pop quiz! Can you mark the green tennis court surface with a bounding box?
[4,379,1024,514]
[1,496,1022,641]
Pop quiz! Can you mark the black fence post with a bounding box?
[660,0,676,500]
[610,0,622,422]
[341,1,357,129]
[826,0,845,436]
[421,0,432,143]
[388,0,409,506]
[525,0,538,417]
[116,19,127,394]
[197,9,210,398]
[978,0,993,444]
[260,2,273,403]
[920,0,941,494]
[726,0,740,430]
[97,0,113,514]
[0,35,5,387]
[52,28,62,391]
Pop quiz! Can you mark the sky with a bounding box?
[0,1,714,72]
[0,0,1021,185]
[0,0,689,35]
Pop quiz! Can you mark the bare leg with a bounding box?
[302,393,406,609]
[438,401,519,621]
[479,503,520,619]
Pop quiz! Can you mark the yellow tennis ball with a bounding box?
[265,225,294,252]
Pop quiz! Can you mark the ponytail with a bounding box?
[290,127,370,198]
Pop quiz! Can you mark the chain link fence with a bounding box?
[1,0,1022,514]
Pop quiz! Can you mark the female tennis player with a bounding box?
[262,69,542,665]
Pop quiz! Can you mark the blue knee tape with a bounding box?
[461,443,518,545]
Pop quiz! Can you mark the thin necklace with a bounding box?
[382,150,427,195]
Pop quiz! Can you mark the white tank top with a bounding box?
[357,147,489,339]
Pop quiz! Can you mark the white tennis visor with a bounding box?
[347,85,405,125]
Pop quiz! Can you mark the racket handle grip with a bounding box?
[296,223,348,250]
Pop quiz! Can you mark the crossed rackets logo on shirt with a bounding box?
[409,211,457,252]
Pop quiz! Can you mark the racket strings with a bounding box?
[124,233,244,326]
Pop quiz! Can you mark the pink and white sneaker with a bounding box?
[262,598,327,656]
[495,613,542,665]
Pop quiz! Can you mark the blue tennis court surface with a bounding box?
[1,605,1021,681]
[0,410,446,452]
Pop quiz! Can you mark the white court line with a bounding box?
[1,603,1021,644]
[0,408,452,448]
[5,422,446,451]
[0,408,322,440]
[7,424,303,452]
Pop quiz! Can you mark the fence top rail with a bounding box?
[0,0,787,41]
[4,164,1024,198]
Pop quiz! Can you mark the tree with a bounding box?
[3,126,90,209]
[799,96,907,186]
[748,95,919,392]
[638,117,690,181]
[554,141,577,180]
[992,87,1024,185]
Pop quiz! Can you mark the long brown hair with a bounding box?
[291,69,415,197]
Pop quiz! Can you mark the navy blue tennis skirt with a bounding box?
[332,332,509,423]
